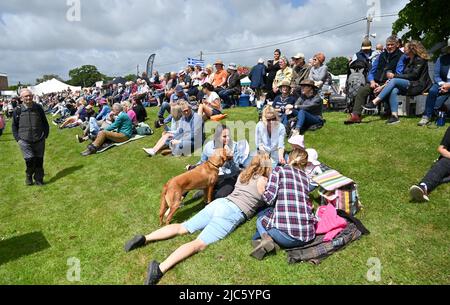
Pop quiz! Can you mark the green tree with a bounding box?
[393,0,450,57]
[68,65,105,87]
[124,74,137,82]
[326,57,349,75]
[35,74,64,85]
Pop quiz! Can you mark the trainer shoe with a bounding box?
[143,148,156,156]
[344,113,362,125]
[363,101,376,110]
[409,184,429,202]
[144,260,164,285]
[386,116,400,125]
[124,235,146,252]
[417,116,430,126]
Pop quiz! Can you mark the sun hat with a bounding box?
[99,98,107,105]
[292,52,305,59]
[288,135,305,148]
[258,58,264,64]
[175,85,184,93]
[299,79,317,89]
[278,79,291,88]
[214,59,224,66]
[178,70,186,77]
[306,148,320,166]
[227,63,238,70]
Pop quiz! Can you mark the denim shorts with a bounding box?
[182,198,246,245]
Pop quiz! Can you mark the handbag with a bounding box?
[136,122,154,136]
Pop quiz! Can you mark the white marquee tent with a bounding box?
[28,78,81,96]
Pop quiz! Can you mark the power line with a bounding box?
[149,13,399,70]
[203,14,398,56]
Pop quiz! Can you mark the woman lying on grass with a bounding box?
[124,152,272,285]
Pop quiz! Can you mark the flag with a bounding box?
[146,54,156,76]
[187,58,205,68]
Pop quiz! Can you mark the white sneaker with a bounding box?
[417,117,430,126]
[143,148,155,156]
[409,185,429,202]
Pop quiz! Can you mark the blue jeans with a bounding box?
[424,83,450,118]
[158,101,171,118]
[378,78,410,113]
[295,109,323,130]
[255,212,309,249]
[219,89,235,107]
[89,117,100,136]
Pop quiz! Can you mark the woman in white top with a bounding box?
[198,82,223,120]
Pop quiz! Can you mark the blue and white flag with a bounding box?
[187,58,205,68]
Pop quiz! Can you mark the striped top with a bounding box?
[261,165,316,242]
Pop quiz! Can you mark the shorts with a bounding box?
[182,198,245,245]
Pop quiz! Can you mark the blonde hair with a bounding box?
[239,152,272,185]
[170,104,183,121]
[288,148,308,169]
[262,105,280,125]
[121,100,131,110]
[405,40,430,60]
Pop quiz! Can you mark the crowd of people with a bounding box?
[1,35,449,285]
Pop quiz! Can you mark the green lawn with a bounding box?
[0,107,449,285]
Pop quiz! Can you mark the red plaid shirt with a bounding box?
[261,165,316,242]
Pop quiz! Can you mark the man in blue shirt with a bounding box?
[345,35,404,124]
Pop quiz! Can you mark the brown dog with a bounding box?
[159,148,232,225]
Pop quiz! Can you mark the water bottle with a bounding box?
[436,111,446,127]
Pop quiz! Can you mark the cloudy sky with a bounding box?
[0,0,409,85]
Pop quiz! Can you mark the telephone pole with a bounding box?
[200,51,203,61]
[137,64,140,76]
[365,15,373,39]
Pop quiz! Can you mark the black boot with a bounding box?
[34,157,45,186]
[25,158,35,186]
[81,144,98,156]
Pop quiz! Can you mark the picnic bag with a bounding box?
[313,170,362,216]
[136,122,154,136]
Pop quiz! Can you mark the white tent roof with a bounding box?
[28,78,81,96]
[240,76,251,85]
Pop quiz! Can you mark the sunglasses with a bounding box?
[266,117,277,122]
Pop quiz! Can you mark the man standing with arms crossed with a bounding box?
[12,89,49,186]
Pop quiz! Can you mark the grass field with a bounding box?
[0,107,449,285]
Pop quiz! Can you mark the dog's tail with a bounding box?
[159,184,169,226]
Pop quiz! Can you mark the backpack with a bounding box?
[345,68,367,112]
[135,122,154,136]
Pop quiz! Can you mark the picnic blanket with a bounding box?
[97,135,147,153]
[312,169,354,191]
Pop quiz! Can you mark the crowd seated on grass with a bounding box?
[198,83,223,120]
[364,40,432,125]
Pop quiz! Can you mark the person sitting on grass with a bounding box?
[147,101,203,157]
[198,83,223,121]
[364,40,432,125]
[121,100,138,126]
[81,103,133,156]
[255,105,286,167]
[272,80,296,128]
[95,98,111,122]
[250,148,316,260]
[288,79,324,136]
[123,152,272,285]
[186,124,251,200]
[409,127,450,202]
[57,98,87,129]
[143,105,183,156]
[417,39,450,126]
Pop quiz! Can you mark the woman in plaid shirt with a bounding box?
[251,148,317,260]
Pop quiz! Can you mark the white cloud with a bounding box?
[0,0,409,84]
